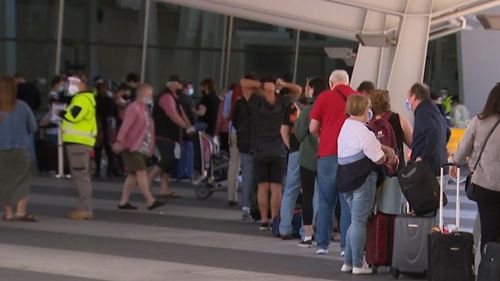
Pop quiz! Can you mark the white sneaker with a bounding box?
[352,266,373,275]
[340,250,345,257]
[341,264,353,272]
[316,248,329,255]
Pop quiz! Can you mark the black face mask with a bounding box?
[176,89,183,95]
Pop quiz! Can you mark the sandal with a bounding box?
[15,214,37,222]
[158,192,182,199]
[2,214,14,221]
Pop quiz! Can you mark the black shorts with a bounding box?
[156,138,175,174]
[255,158,284,184]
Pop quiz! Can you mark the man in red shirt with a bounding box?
[309,70,357,255]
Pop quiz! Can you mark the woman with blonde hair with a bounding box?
[0,76,37,221]
[337,94,397,274]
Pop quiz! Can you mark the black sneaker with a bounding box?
[147,200,166,210]
[118,202,138,210]
[297,239,314,248]
[228,201,238,207]
[281,234,294,240]
[259,222,270,231]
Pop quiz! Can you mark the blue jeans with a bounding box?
[279,152,301,235]
[240,152,255,210]
[338,187,351,250]
[176,141,193,179]
[344,172,377,267]
[29,133,38,169]
[316,156,351,250]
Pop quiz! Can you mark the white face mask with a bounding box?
[66,77,81,96]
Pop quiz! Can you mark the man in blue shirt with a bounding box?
[406,83,450,176]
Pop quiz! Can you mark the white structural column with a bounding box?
[351,11,389,89]
[352,0,433,119]
[386,0,433,122]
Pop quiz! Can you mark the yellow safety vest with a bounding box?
[62,92,97,147]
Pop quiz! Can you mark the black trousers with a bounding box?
[300,166,316,226]
[475,185,500,249]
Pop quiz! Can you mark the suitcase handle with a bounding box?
[439,163,461,231]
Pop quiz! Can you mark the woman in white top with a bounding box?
[337,94,397,275]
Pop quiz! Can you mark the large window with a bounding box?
[227,18,295,87]
[0,0,58,92]
[61,0,145,84]
[296,31,357,86]
[1,0,459,114]
[145,2,224,94]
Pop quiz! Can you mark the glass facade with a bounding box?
[0,0,459,106]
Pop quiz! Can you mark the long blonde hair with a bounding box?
[0,76,17,112]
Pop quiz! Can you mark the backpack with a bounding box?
[228,85,243,121]
[368,112,398,176]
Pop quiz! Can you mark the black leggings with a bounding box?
[300,166,316,226]
[475,185,500,249]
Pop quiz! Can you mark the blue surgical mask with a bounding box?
[404,99,412,111]
[368,109,374,122]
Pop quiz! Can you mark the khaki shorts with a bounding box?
[121,151,147,173]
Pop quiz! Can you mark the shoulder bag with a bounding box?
[465,118,500,201]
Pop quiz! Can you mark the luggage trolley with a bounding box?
[194,132,228,199]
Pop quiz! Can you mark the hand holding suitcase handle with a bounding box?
[439,163,461,232]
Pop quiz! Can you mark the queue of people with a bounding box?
[0,67,499,277]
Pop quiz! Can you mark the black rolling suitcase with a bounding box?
[427,164,474,281]
[397,161,447,216]
[478,242,500,281]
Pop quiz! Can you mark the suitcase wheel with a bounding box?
[391,269,400,279]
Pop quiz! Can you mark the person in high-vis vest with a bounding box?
[60,74,97,220]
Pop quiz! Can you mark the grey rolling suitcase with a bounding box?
[391,204,433,279]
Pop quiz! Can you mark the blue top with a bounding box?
[0,100,37,150]
[223,90,235,133]
[411,99,450,176]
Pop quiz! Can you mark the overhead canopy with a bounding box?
[158,0,500,40]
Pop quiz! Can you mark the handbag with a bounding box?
[465,118,500,201]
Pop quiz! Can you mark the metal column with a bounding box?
[140,0,151,83]
[292,30,300,83]
[55,0,64,75]
[223,16,233,91]
[218,15,228,91]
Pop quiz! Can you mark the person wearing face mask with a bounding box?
[176,82,197,180]
[59,73,98,220]
[293,77,328,247]
[194,78,220,137]
[406,83,450,176]
[149,75,195,198]
[337,94,397,275]
[40,76,65,147]
[112,84,165,211]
